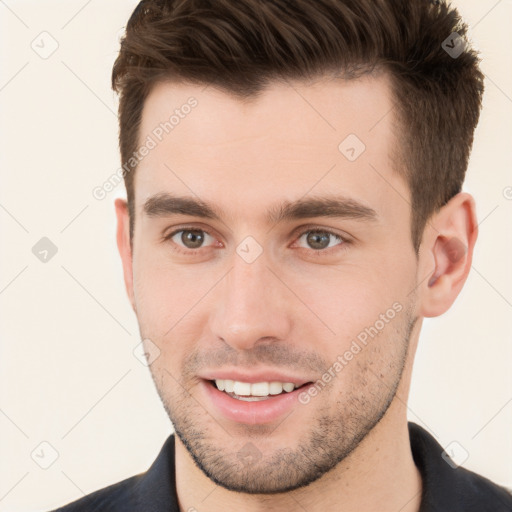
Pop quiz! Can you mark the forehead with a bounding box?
[135,74,408,226]
[140,73,393,148]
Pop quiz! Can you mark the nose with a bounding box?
[208,252,293,351]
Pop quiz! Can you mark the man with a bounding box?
[51,0,512,510]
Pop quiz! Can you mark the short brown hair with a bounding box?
[112,0,484,251]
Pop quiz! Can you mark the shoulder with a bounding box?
[46,434,178,512]
[451,465,512,511]
[48,473,145,511]
[408,422,512,511]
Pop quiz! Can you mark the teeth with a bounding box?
[282,382,295,392]
[251,382,269,396]
[269,382,284,395]
[214,379,300,397]
[233,381,251,396]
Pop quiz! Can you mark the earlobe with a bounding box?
[114,198,136,312]
[419,193,478,318]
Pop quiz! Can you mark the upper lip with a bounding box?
[199,369,313,387]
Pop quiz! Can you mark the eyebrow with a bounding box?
[143,193,378,225]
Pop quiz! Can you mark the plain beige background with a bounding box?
[0,1,511,510]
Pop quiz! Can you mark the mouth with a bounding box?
[198,371,315,424]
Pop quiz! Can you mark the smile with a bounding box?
[213,379,302,401]
[201,379,312,424]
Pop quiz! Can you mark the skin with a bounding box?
[115,73,478,512]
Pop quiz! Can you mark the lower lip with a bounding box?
[201,380,308,425]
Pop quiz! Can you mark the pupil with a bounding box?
[307,232,329,250]
[182,230,204,248]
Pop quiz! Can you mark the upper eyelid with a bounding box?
[163,224,215,239]
[293,226,345,239]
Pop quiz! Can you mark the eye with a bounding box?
[295,229,346,251]
[162,226,348,255]
[165,228,217,250]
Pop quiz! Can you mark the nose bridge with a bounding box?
[209,250,292,349]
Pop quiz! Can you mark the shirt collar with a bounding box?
[409,422,462,511]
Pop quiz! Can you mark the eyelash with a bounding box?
[162,225,350,255]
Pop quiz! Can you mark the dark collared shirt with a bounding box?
[50,422,512,511]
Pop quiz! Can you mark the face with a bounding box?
[123,75,422,493]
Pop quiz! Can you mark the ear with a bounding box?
[115,198,136,312]
[418,192,478,318]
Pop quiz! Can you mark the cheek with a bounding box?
[287,260,415,355]
[131,255,218,356]
[133,249,191,319]
[301,266,407,317]
[133,269,195,379]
